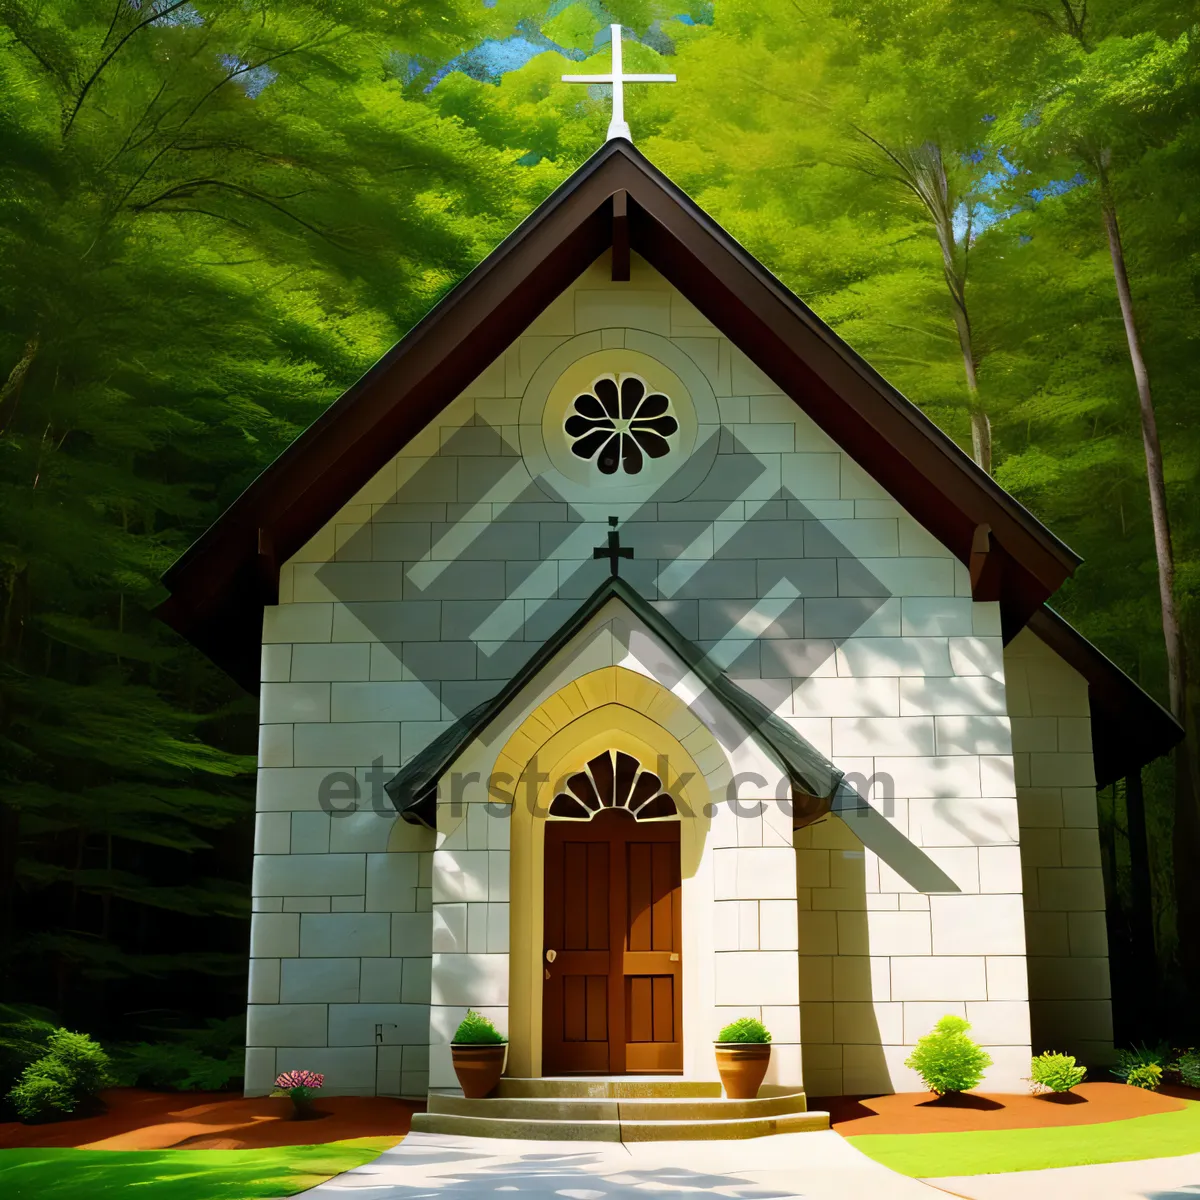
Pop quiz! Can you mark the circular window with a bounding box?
[565,374,679,476]
[522,338,719,506]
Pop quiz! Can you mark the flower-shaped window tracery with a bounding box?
[564,375,678,475]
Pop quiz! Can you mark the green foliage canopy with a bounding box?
[0,0,541,1030]
[1,0,1197,1044]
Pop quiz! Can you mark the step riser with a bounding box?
[494,1078,722,1099]
[429,1093,808,1122]
[619,1095,806,1120]
[623,1113,829,1141]
[412,1112,622,1141]
[430,1095,619,1121]
[411,1111,829,1141]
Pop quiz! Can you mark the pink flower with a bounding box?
[275,1070,324,1091]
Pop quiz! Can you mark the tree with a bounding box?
[0,0,535,1029]
[844,136,995,472]
[996,0,1196,719]
[991,0,1200,993]
[632,0,1034,473]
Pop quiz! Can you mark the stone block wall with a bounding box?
[1005,628,1113,1064]
[246,727,434,1095]
[793,609,1033,1097]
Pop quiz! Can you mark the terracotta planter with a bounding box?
[715,1042,771,1100]
[451,1042,507,1099]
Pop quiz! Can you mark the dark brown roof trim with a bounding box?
[157,139,1080,690]
[1027,605,1183,785]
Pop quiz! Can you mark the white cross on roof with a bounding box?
[561,24,676,143]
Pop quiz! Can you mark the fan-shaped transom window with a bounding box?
[565,374,678,475]
[548,750,679,821]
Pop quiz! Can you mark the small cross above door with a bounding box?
[593,516,634,578]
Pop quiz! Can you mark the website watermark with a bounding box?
[314,756,894,821]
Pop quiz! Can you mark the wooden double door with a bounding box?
[542,808,683,1074]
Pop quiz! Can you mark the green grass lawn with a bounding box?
[848,1099,1200,1177]
[0,1136,395,1199]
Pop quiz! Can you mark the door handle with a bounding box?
[545,949,557,963]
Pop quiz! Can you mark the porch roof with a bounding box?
[384,574,843,829]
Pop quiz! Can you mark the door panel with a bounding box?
[544,833,611,1074]
[543,808,682,1074]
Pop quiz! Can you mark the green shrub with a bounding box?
[905,1015,992,1096]
[1111,1043,1168,1084]
[1030,1051,1087,1094]
[452,1010,506,1045]
[1173,1049,1200,1089]
[111,1017,244,1092]
[7,1029,113,1122]
[1126,1063,1163,1091]
[716,1017,772,1044]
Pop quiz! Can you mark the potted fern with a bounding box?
[714,1017,772,1100]
[450,1010,508,1099]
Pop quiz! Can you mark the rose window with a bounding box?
[548,751,679,821]
[564,375,678,475]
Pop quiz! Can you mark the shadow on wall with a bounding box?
[310,420,896,736]
[797,813,890,1097]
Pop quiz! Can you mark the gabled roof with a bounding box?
[156,138,1079,689]
[154,139,1179,781]
[385,574,843,829]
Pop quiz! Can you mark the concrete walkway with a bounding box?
[927,1151,1200,1199]
[297,1129,946,1198]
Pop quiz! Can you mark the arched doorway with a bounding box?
[500,675,724,1081]
[541,751,683,1075]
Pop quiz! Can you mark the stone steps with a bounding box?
[409,1077,830,1142]
[494,1076,723,1099]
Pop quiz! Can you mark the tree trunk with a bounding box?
[970,408,992,476]
[1099,163,1200,998]
[949,290,991,474]
[1098,174,1184,718]
[928,151,991,475]
[854,140,994,473]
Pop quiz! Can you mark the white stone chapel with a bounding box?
[159,126,1180,1107]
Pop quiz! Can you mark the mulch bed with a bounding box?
[812,1082,1190,1135]
[4,1082,1195,1149]
[0,1088,423,1150]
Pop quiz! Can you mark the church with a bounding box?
[158,103,1180,1117]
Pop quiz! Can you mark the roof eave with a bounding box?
[1027,605,1183,785]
